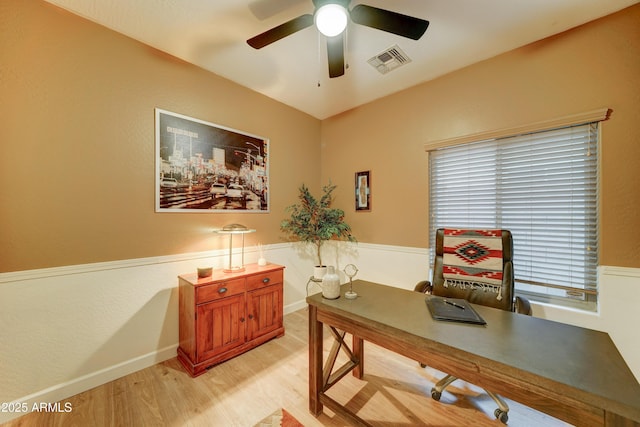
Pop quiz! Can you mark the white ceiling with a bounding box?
[45,0,638,119]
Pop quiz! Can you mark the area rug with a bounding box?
[253,408,304,427]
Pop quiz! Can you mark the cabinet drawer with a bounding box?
[247,269,283,291]
[196,278,245,304]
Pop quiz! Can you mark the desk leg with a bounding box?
[308,305,323,416]
[353,335,364,379]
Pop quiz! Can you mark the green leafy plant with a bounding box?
[281,183,355,266]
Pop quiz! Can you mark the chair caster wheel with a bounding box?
[495,408,508,424]
[431,389,441,401]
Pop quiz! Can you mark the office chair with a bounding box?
[415,228,531,424]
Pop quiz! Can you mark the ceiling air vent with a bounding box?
[367,45,412,75]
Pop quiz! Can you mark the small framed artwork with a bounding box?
[355,171,371,211]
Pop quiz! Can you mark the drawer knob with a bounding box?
[248,314,254,320]
[218,287,227,294]
[262,277,270,283]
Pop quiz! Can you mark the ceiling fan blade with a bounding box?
[247,14,314,49]
[350,4,429,40]
[327,34,345,78]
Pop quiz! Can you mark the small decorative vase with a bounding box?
[257,244,267,266]
[321,266,340,299]
[313,266,327,281]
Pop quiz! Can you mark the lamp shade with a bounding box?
[217,223,256,234]
[315,4,348,37]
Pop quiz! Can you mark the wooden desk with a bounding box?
[307,280,640,426]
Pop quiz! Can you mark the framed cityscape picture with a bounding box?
[355,170,370,211]
[155,109,269,213]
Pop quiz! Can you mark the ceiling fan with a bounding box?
[246,0,429,78]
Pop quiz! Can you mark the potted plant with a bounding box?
[281,183,355,279]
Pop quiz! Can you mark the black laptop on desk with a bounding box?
[425,296,486,325]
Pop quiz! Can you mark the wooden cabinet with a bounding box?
[177,264,285,377]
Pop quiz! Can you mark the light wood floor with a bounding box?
[5,309,571,427]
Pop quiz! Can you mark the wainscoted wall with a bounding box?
[1,244,638,423]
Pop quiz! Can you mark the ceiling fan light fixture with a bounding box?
[315,4,348,37]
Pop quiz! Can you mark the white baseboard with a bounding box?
[284,300,308,314]
[0,345,177,424]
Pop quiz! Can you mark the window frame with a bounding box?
[424,110,609,311]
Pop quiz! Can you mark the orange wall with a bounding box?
[2,1,639,272]
[0,0,320,272]
[321,4,640,268]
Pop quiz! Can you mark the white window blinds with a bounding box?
[429,122,598,309]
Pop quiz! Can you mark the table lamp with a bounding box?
[215,223,256,273]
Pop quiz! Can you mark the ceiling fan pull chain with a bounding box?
[317,31,322,87]
[344,26,349,70]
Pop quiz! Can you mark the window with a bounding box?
[428,122,598,310]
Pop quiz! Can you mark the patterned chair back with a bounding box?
[431,228,515,312]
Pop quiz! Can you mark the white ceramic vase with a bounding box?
[321,266,341,299]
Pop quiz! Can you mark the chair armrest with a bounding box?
[414,280,433,294]
[515,296,532,316]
